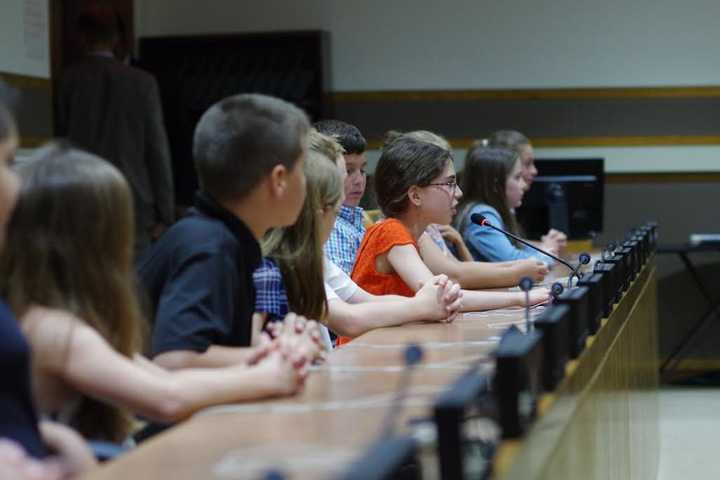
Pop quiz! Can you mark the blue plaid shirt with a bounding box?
[252,258,289,322]
[324,205,366,275]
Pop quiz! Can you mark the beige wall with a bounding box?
[135,0,720,91]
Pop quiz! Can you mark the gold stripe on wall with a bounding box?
[532,136,720,147]
[19,136,52,148]
[367,135,720,150]
[606,172,720,184]
[532,135,720,147]
[675,359,720,371]
[331,85,720,103]
[0,72,51,91]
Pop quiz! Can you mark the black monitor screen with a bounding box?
[516,158,604,240]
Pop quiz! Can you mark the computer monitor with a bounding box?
[516,158,604,240]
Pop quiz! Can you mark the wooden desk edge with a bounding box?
[493,257,657,478]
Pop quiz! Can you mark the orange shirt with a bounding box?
[337,219,418,346]
[351,218,418,297]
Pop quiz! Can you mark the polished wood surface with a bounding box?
[83,258,659,480]
[495,259,659,480]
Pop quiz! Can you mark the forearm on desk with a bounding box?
[421,234,523,289]
[327,297,433,338]
[153,346,256,370]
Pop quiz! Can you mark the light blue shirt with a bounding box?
[458,203,554,265]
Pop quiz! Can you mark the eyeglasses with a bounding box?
[427,180,458,193]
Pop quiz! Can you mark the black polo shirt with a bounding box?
[138,191,262,356]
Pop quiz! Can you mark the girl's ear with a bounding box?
[269,164,288,198]
[408,185,422,207]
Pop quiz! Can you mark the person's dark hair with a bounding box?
[77,4,120,47]
[375,137,452,218]
[487,130,531,153]
[193,93,310,202]
[0,81,19,142]
[456,146,521,242]
[314,119,366,155]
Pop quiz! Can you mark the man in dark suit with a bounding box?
[57,5,174,255]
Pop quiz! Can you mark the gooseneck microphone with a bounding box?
[470,213,591,288]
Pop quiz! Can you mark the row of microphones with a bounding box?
[470,213,591,288]
[265,223,659,480]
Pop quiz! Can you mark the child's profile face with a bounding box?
[0,133,19,249]
[342,153,367,208]
[518,144,537,189]
[505,158,527,209]
[420,160,462,226]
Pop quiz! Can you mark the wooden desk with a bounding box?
[495,258,659,480]
[84,259,658,480]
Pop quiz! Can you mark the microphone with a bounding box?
[518,276,534,332]
[602,241,618,261]
[550,282,564,302]
[470,213,591,288]
[379,343,424,439]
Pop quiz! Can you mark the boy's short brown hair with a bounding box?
[314,119,366,155]
[193,93,310,202]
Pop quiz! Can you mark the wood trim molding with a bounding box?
[331,86,720,103]
[0,72,51,90]
[19,136,52,148]
[367,135,720,150]
[531,136,720,147]
[606,172,720,184]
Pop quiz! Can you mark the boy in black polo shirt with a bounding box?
[139,93,318,369]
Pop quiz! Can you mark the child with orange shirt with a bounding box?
[352,135,549,311]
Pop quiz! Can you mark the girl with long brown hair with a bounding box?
[455,144,558,264]
[488,130,567,252]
